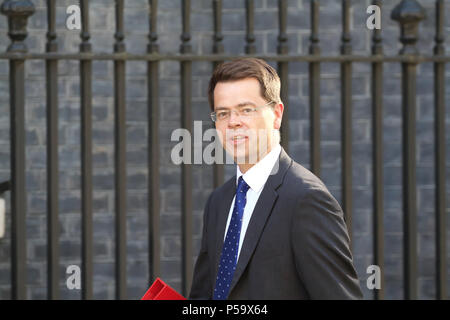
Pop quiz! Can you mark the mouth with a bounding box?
[229,135,248,146]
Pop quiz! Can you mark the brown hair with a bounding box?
[208,58,281,111]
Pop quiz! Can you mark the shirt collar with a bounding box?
[236,144,282,193]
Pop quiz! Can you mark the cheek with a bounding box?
[262,115,276,132]
[216,127,227,143]
[267,113,279,129]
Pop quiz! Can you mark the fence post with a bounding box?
[245,0,255,54]
[0,0,35,300]
[341,0,353,246]
[79,0,94,300]
[391,0,426,300]
[45,0,60,300]
[277,0,289,153]
[147,0,161,288]
[180,0,193,297]
[371,0,385,301]
[212,0,225,188]
[114,0,127,300]
[309,0,321,177]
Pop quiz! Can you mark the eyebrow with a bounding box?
[214,101,257,111]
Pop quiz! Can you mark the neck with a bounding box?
[238,163,253,174]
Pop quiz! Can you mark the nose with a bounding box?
[227,110,242,128]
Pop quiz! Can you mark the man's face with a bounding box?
[213,78,283,172]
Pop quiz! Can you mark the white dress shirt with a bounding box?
[223,144,282,259]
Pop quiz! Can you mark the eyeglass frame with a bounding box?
[210,100,276,122]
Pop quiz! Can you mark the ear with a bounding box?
[273,103,284,130]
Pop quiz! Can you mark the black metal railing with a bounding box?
[0,0,448,300]
[45,0,59,300]
[371,0,384,301]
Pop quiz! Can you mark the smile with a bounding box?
[230,135,248,145]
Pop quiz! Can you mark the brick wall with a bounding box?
[0,0,449,299]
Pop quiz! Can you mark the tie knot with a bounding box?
[237,176,250,195]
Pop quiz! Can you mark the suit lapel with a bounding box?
[229,148,292,294]
[229,184,278,293]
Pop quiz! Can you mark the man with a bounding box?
[189,58,363,300]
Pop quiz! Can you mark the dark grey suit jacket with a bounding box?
[189,148,363,299]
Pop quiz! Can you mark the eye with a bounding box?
[241,107,254,114]
[216,111,229,119]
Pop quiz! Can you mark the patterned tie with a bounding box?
[213,176,250,300]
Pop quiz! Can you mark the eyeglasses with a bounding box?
[210,101,275,122]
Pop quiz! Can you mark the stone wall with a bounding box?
[0,0,449,299]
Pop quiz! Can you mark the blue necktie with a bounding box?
[213,176,250,300]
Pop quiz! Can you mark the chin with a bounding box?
[226,146,249,164]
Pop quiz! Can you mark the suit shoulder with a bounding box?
[284,160,343,216]
[285,160,329,194]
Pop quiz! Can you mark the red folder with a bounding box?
[141,278,186,300]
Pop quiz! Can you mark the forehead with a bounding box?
[213,78,264,107]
